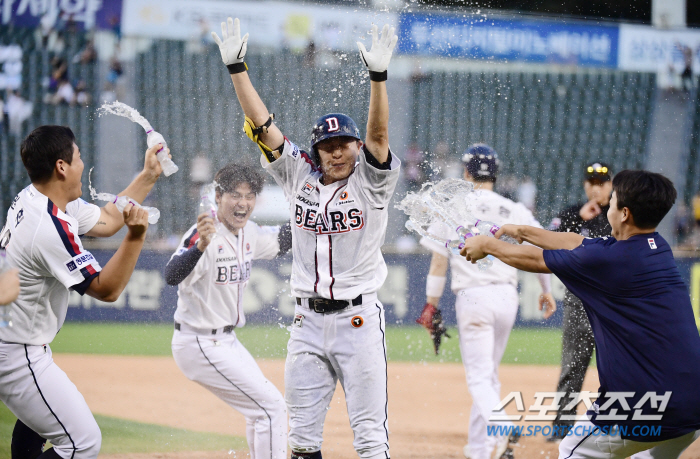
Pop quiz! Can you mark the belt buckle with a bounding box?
[312,300,325,314]
[223,325,234,333]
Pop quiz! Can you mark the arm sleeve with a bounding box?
[65,198,101,235]
[354,145,401,209]
[261,138,317,198]
[542,238,609,292]
[164,246,204,286]
[252,224,282,260]
[36,224,102,295]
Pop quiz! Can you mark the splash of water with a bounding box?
[98,101,153,131]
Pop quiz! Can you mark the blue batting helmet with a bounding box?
[462,143,499,182]
[311,113,361,150]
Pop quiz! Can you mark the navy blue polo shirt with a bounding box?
[544,233,700,441]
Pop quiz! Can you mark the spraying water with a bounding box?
[88,168,161,224]
[98,101,179,176]
[396,178,518,271]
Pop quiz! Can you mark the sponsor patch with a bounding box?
[68,252,96,272]
[15,208,24,227]
[65,260,77,272]
[351,316,364,328]
[648,238,657,249]
[293,313,304,328]
[340,191,349,200]
[218,245,224,254]
[301,182,314,195]
[289,144,300,159]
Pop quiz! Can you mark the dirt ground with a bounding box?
[53,354,700,459]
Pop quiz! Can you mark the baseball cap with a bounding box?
[584,162,612,182]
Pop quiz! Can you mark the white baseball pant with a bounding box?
[172,330,287,459]
[0,342,101,458]
[285,295,390,459]
[559,416,700,459]
[456,284,519,459]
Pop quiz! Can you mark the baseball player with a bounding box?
[0,125,165,458]
[164,163,291,459]
[548,162,613,441]
[418,144,555,459]
[461,170,700,459]
[212,17,400,459]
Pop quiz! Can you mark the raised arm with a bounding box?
[357,24,397,164]
[86,143,166,237]
[212,18,284,160]
[495,224,584,250]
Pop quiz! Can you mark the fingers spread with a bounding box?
[389,30,398,51]
[211,32,222,46]
[227,17,234,37]
[220,22,227,39]
[232,17,240,38]
[381,24,390,44]
[241,32,249,44]
[371,23,378,46]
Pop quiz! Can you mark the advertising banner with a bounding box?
[396,12,619,68]
[0,0,123,30]
[617,24,700,74]
[121,0,396,52]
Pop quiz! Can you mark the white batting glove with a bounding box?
[211,17,249,66]
[357,24,398,76]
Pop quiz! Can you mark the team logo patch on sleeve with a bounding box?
[351,316,364,328]
[65,260,77,272]
[289,144,300,159]
[648,238,657,249]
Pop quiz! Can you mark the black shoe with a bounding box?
[508,430,521,445]
[499,447,515,459]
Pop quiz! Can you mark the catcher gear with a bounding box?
[357,23,398,79]
[211,17,249,67]
[311,113,361,150]
[244,114,281,163]
[416,303,450,355]
[462,143,499,182]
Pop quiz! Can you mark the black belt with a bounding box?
[296,295,363,313]
[174,322,234,335]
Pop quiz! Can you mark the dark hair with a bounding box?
[21,125,75,183]
[612,170,676,229]
[214,163,264,195]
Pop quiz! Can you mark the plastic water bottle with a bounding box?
[198,195,218,243]
[474,220,518,244]
[0,250,13,328]
[112,195,160,224]
[146,130,178,177]
[446,232,494,271]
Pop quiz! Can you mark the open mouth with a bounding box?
[233,210,248,219]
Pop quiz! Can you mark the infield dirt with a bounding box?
[53,354,700,459]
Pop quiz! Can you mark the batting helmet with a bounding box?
[311,113,361,150]
[462,143,499,182]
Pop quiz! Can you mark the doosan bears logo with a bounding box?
[294,205,364,234]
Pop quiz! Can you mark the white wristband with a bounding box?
[537,273,552,294]
[426,275,447,299]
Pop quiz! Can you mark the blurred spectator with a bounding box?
[187,19,210,54]
[303,41,317,68]
[675,202,693,246]
[73,40,97,64]
[51,80,76,105]
[107,55,123,86]
[47,57,68,93]
[34,11,57,48]
[404,143,426,191]
[5,91,33,136]
[108,15,122,41]
[677,43,694,91]
[75,80,91,106]
[517,176,537,211]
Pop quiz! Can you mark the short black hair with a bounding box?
[21,125,75,183]
[214,163,264,195]
[612,170,676,229]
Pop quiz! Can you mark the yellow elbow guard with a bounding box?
[243,114,280,163]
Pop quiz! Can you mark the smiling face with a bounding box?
[216,182,257,234]
[64,143,85,200]
[315,136,362,185]
[583,179,612,206]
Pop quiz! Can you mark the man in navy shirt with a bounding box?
[460,170,700,459]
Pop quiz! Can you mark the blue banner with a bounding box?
[65,250,700,329]
[1,0,123,31]
[397,13,619,68]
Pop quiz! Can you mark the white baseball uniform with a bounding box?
[263,138,400,459]
[167,220,287,459]
[420,188,551,459]
[0,184,103,459]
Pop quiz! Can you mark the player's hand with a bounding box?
[357,24,398,73]
[539,292,557,319]
[211,17,249,66]
[196,212,217,251]
[0,268,20,305]
[579,200,602,221]
[416,303,450,355]
[142,143,170,182]
[123,203,149,240]
[494,224,524,243]
[459,235,489,263]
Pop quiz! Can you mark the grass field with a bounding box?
[48,323,567,365]
[1,324,571,458]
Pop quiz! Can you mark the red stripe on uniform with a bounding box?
[187,233,200,249]
[85,265,97,275]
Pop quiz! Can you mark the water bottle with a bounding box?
[474,220,518,244]
[447,231,493,271]
[0,250,13,328]
[146,130,179,177]
[112,195,160,224]
[198,195,218,243]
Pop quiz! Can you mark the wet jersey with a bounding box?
[262,138,400,300]
[420,189,543,291]
[0,185,101,345]
[171,220,280,330]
